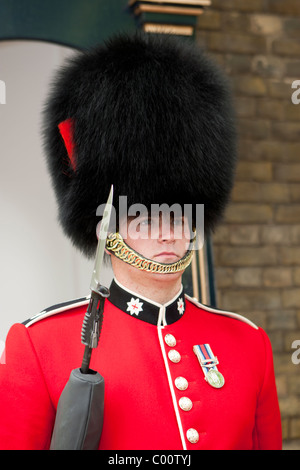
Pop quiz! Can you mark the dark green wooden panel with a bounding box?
[0,0,136,49]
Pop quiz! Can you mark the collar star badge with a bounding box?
[177,297,185,315]
[127,297,144,316]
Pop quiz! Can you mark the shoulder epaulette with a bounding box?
[185,294,258,330]
[22,296,90,328]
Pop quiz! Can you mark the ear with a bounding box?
[58,118,76,171]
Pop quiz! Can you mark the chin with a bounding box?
[144,270,183,283]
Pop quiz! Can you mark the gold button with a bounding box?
[179,397,193,411]
[186,428,199,444]
[175,376,189,391]
[164,334,176,347]
[168,349,181,363]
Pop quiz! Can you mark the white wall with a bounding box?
[0,41,113,353]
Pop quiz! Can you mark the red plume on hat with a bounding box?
[42,33,236,258]
[58,119,76,171]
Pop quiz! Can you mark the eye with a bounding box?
[139,217,151,226]
[173,217,184,226]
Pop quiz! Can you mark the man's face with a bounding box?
[118,212,192,265]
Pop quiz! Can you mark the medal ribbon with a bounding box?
[193,344,219,376]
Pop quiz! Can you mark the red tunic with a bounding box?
[0,279,281,450]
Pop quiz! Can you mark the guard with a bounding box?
[0,33,282,450]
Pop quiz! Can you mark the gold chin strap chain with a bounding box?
[106,232,194,274]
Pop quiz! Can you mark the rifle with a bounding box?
[50,186,113,450]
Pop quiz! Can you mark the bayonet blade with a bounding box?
[90,185,114,292]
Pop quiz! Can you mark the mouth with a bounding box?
[154,252,179,259]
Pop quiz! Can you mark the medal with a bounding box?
[193,344,225,389]
[206,369,225,388]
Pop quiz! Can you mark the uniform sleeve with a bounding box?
[0,323,55,450]
[253,328,282,450]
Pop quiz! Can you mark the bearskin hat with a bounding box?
[42,32,236,259]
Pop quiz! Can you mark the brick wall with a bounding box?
[196,0,300,449]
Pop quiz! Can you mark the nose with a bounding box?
[159,218,176,243]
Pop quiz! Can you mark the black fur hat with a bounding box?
[43,33,236,258]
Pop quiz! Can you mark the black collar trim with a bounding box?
[108,278,186,326]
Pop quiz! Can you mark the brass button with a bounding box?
[168,349,181,363]
[179,397,193,411]
[164,333,176,347]
[175,376,188,391]
[186,428,199,444]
